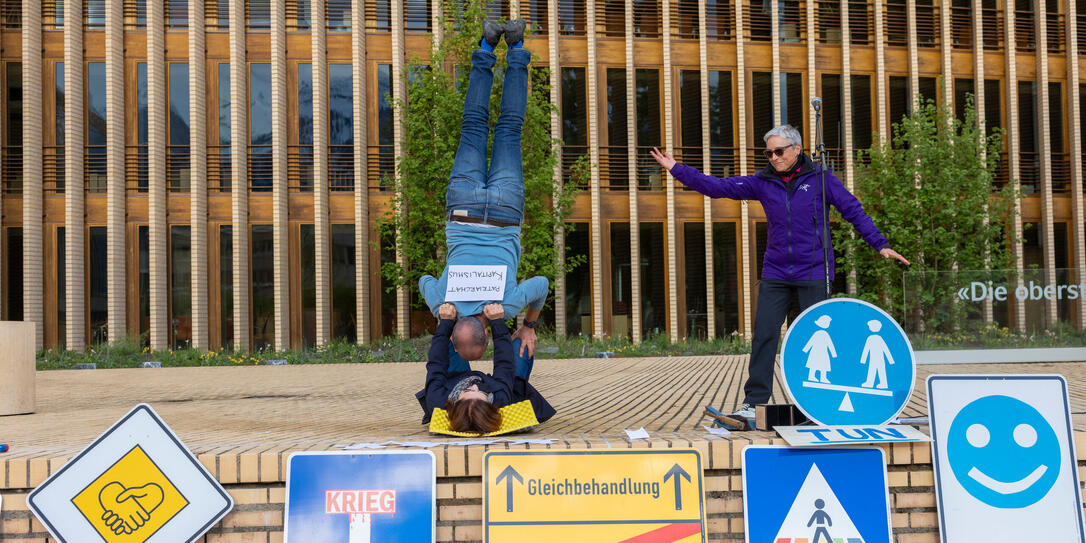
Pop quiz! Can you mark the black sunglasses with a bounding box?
[763,145,795,158]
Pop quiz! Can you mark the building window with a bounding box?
[139,225,149,344]
[558,0,585,35]
[1049,81,1068,193]
[167,0,188,28]
[640,222,666,335]
[53,62,64,193]
[821,73,845,168]
[220,225,233,349]
[606,68,628,190]
[89,226,107,344]
[3,227,22,321]
[610,222,632,338]
[85,0,105,28]
[953,77,974,122]
[713,222,740,336]
[327,0,350,31]
[889,75,908,128]
[560,67,587,186]
[247,0,270,30]
[57,227,65,349]
[251,225,274,350]
[376,64,394,187]
[300,224,316,347]
[851,74,873,150]
[332,223,356,342]
[5,62,22,195]
[87,62,106,192]
[297,63,313,190]
[405,0,431,31]
[217,62,230,192]
[708,71,735,175]
[1018,80,1039,194]
[136,62,148,191]
[684,222,708,339]
[249,63,272,191]
[170,225,191,349]
[564,223,591,335]
[636,69,661,189]
[330,63,354,190]
[168,63,190,192]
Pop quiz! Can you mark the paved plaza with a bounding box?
[5,355,1086,460]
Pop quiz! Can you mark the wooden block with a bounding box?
[754,404,808,431]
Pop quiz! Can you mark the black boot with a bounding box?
[503,19,526,48]
[482,20,503,49]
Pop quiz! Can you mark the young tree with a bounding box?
[832,95,1021,329]
[378,0,582,328]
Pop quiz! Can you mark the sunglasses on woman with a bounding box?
[763,145,795,158]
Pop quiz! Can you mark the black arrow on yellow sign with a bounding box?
[496,465,523,513]
[663,464,691,511]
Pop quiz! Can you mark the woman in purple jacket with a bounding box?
[650,124,909,429]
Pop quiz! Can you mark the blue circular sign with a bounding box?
[946,395,1061,508]
[781,298,915,426]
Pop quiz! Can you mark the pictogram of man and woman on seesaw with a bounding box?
[803,315,896,390]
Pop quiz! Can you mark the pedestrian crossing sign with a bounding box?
[742,446,892,543]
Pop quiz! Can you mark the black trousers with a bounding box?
[743,278,829,405]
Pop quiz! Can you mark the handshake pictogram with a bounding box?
[98,481,165,535]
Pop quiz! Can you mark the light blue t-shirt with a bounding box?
[419,221,550,319]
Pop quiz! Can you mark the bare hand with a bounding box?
[438,303,457,320]
[879,248,910,266]
[512,326,537,358]
[483,303,505,321]
[650,147,677,170]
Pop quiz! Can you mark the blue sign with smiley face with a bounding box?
[928,375,1086,543]
[946,395,1061,508]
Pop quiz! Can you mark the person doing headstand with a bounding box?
[414,21,556,433]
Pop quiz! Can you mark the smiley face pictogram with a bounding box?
[946,395,1061,508]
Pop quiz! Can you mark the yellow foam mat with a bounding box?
[429,400,539,437]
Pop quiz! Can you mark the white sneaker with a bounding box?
[732,403,755,420]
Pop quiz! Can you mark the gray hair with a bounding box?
[452,317,487,353]
[763,125,803,147]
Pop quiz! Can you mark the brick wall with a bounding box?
[1,437,1070,542]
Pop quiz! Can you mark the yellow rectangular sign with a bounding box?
[483,449,705,543]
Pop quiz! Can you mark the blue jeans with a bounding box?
[447,339,535,382]
[445,48,531,225]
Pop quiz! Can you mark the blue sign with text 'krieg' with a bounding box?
[284,451,435,543]
[780,298,915,426]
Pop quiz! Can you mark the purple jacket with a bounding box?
[670,154,888,282]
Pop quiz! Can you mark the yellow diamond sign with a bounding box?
[71,445,190,542]
[28,404,233,543]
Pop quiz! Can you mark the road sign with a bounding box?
[483,449,705,542]
[775,425,930,447]
[780,298,915,426]
[27,404,233,543]
[742,446,892,543]
[927,375,1085,543]
[284,451,435,543]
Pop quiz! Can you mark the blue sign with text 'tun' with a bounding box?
[780,298,915,426]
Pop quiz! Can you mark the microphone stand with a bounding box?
[813,100,832,299]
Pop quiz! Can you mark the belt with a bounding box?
[449,214,518,228]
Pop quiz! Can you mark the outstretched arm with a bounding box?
[651,147,758,200]
[420,304,457,410]
[824,172,910,266]
[485,303,516,395]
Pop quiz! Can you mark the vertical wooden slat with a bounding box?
[625,0,641,343]
[190,0,210,350]
[700,0,715,340]
[150,0,169,350]
[662,0,678,342]
[1005,0,1026,331]
[588,0,604,338]
[1068,0,1086,329]
[22,0,43,349]
[1035,0,1057,325]
[230,0,251,348]
[65,0,85,350]
[907,0,920,101]
[940,0,953,107]
[353,0,370,343]
[736,0,753,338]
[272,0,290,349]
[549,0,567,337]
[392,0,408,336]
[313,0,330,344]
[106,0,126,343]
[874,0,888,139]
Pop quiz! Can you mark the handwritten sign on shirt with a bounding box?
[445,265,507,302]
